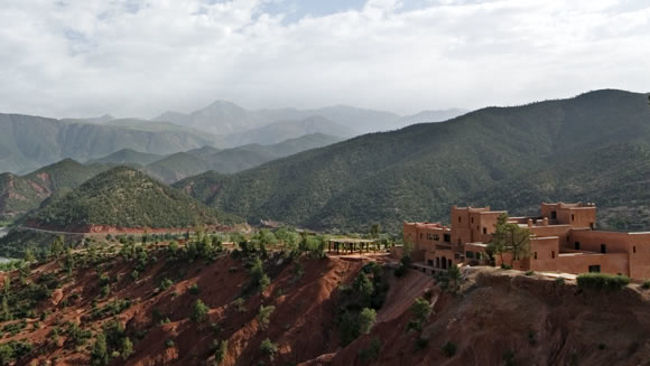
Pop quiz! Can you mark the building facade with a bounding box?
[403,203,650,280]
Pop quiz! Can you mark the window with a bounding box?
[551,251,555,259]
[601,244,607,254]
[551,211,557,219]
[458,216,461,223]
[483,227,487,234]
[435,257,440,268]
[476,252,482,260]
[471,217,474,223]
[443,234,451,242]
[574,241,580,250]
[571,214,575,222]
[633,246,637,254]
[465,251,474,259]
[534,252,538,260]
[420,233,423,239]
[427,260,433,266]
[590,222,594,230]
[448,259,452,268]
[588,265,601,273]
[433,234,440,241]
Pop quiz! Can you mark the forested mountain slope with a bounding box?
[176,90,650,232]
[30,167,240,230]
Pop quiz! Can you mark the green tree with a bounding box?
[191,299,210,323]
[408,297,431,331]
[91,333,110,366]
[23,248,35,263]
[213,339,228,365]
[353,273,374,307]
[49,236,65,258]
[488,213,531,266]
[121,337,134,360]
[1,295,12,321]
[358,307,376,334]
[259,338,278,361]
[257,305,275,330]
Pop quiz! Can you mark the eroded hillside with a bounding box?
[1,238,649,365]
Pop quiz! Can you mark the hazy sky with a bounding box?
[1,0,649,118]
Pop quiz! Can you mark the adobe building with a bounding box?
[403,202,650,280]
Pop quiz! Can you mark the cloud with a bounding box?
[0,0,648,118]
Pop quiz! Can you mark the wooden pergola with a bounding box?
[327,238,379,254]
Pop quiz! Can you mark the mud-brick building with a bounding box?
[404,202,650,280]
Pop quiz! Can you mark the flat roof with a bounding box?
[328,238,376,243]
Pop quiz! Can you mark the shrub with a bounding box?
[189,283,200,295]
[577,273,630,291]
[91,333,109,366]
[525,270,534,276]
[641,280,650,290]
[407,297,431,331]
[121,337,134,360]
[257,305,275,330]
[233,297,246,313]
[358,308,376,335]
[554,277,565,285]
[213,339,228,365]
[165,339,175,348]
[259,338,278,360]
[191,299,210,323]
[159,278,174,291]
[441,341,456,358]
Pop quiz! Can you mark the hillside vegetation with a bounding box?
[175,90,650,232]
[146,133,342,182]
[30,167,239,229]
[0,159,109,220]
[0,237,648,365]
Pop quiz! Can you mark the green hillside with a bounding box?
[175,89,650,232]
[30,166,239,229]
[0,159,108,220]
[147,133,342,182]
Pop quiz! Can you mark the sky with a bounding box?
[1,0,649,119]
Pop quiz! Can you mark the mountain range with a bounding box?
[0,114,216,174]
[154,100,466,145]
[0,133,341,220]
[173,89,650,232]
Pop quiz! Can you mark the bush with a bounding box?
[525,270,534,276]
[641,280,650,290]
[259,338,278,360]
[441,341,456,358]
[213,339,228,365]
[165,339,175,348]
[577,273,630,291]
[191,299,210,323]
[189,283,200,295]
[121,337,134,360]
[358,308,376,335]
[158,278,174,291]
[91,333,109,366]
[407,297,431,331]
[257,305,275,330]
